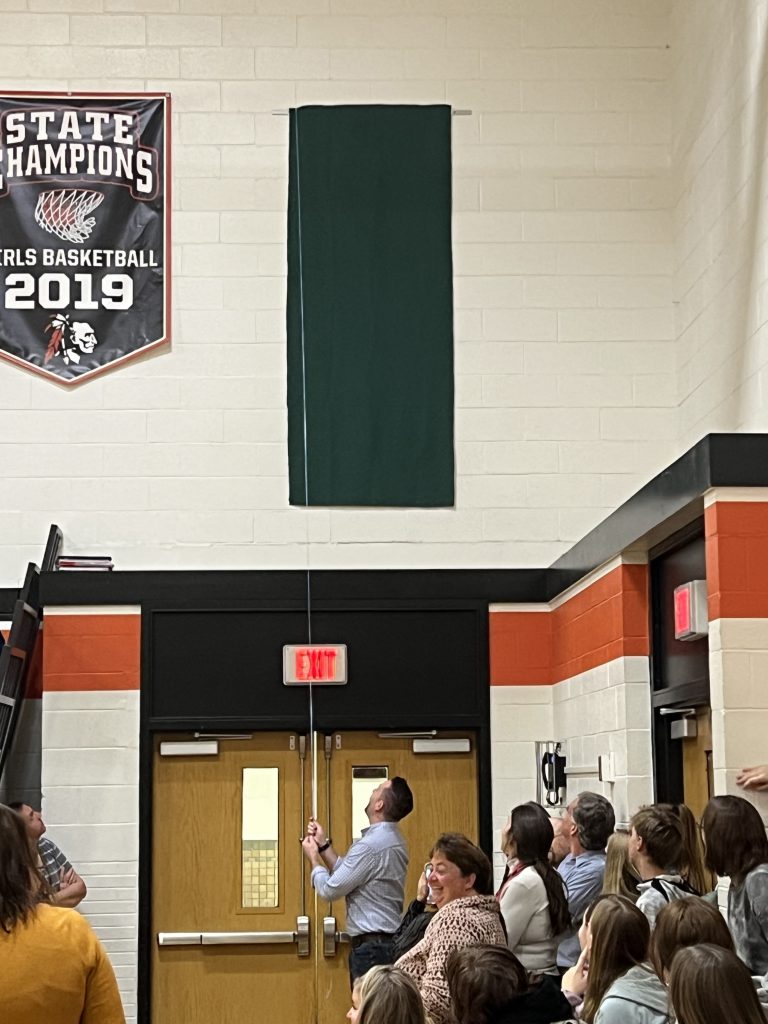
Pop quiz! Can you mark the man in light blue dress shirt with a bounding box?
[302,776,414,981]
[556,791,615,968]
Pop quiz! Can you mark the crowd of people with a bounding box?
[332,782,768,1024]
[2,767,768,1024]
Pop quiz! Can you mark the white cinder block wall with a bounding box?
[552,656,654,826]
[490,656,655,884]
[490,554,654,892]
[0,0,679,584]
[710,616,768,802]
[39,606,142,1021]
[42,688,140,1020]
[490,682,553,881]
[706,489,768,820]
[671,0,768,443]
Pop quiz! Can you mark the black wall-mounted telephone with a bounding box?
[541,744,567,806]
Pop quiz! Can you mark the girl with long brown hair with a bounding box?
[446,944,574,1024]
[498,802,570,974]
[562,894,669,1024]
[649,898,733,982]
[669,944,766,1024]
[673,804,716,895]
[701,794,768,973]
[0,803,125,1024]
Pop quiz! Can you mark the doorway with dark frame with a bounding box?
[650,520,712,819]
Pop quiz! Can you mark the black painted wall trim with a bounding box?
[550,432,768,578]
[0,589,18,616]
[41,567,552,606]
[39,433,768,610]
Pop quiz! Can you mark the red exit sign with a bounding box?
[673,580,708,641]
[283,644,347,686]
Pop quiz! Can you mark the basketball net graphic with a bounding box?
[34,188,104,244]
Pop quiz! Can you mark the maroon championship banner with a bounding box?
[0,93,170,384]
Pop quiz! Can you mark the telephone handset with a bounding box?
[541,744,566,806]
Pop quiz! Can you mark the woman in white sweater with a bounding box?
[497,802,570,974]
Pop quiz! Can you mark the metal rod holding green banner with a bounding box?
[272,108,473,116]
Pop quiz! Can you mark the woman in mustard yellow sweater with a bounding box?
[0,803,125,1024]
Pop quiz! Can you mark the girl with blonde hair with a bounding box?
[347,965,426,1024]
[602,829,640,903]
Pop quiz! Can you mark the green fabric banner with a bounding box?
[287,105,455,507]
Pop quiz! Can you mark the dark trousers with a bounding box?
[348,938,395,985]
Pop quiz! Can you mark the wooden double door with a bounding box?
[152,730,478,1024]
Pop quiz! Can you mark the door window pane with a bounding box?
[242,767,279,908]
[351,766,388,840]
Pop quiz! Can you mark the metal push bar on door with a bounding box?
[322,917,351,957]
[202,931,296,945]
[158,916,311,956]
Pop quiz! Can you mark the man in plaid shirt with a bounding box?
[9,801,87,907]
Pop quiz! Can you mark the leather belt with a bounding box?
[349,931,394,949]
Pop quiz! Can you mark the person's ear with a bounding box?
[465,873,477,892]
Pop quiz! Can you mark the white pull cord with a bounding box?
[293,108,318,821]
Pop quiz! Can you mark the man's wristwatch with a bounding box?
[317,839,332,853]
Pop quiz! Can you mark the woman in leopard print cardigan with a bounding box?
[396,833,506,1024]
